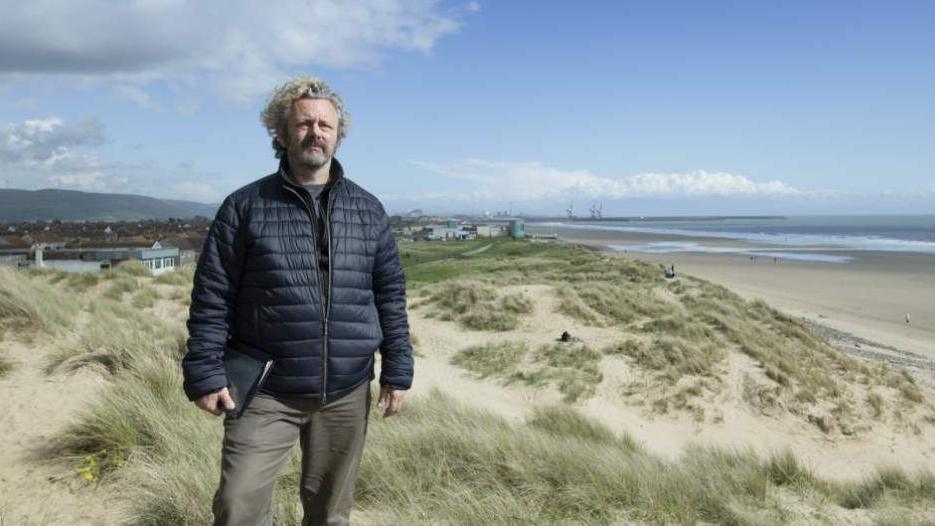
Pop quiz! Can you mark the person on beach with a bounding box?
[181,75,414,525]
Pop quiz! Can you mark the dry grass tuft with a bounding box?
[0,354,13,377]
[416,280,533,331]
[45,299,186,375]
[154,266,195,287]
[103,276,140,300]
[0,266,78,339]
[451,340,604,403]
[451,340,528,379]
[131,286,160,309]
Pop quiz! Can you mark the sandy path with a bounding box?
[0,329,128,525]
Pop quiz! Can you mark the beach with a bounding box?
[527,223,935,364]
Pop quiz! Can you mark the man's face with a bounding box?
[280,98,340,171]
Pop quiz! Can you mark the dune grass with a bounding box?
[451,340,528,379]
[103,276,140,300]
[131,286,160,309]
[616,336,727,382]
[64,271,101,292]
[415,280,533,331]
[154,265,195,287]
[554,284,605,326]
[867,391,886,419]
[554,275,673,329]
[57,348,935,526]
[681,282,861,402]
[360,391,935,524]
[167,287,191,305]
[532,342,604,402]
[0,266,77,338]
[111,260,152,277]
[44,298,186,375]
[15,239,927,524]
[0,354,12,378]
[408,240,935,434]
[527,405,622,445]
[451,340,603,402]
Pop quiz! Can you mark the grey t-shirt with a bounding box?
[303,183,326,200]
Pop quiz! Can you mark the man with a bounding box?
[182,75,414,526]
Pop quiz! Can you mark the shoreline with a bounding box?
[527,224,935,368]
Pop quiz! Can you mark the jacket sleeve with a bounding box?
[182,194,245,401]
[372,207,414,390]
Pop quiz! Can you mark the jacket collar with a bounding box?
[277,155,345,193]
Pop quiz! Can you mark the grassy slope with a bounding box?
[1,241,933,524]
[408,239,931,435]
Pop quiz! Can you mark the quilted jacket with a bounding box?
[181,158,414,404]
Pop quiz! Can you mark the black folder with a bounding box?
[223,342,274,420]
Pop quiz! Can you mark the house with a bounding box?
[34,241,181,275]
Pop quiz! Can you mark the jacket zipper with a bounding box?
[322,186,336,405]
[281,183,329,401]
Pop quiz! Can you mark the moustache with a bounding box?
[301,137,328,150]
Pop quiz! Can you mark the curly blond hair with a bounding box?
[260,75,351,158]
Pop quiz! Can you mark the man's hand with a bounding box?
[195,387,236,416]
[377,387,406,417]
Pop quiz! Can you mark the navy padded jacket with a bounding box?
[182,158,414,403]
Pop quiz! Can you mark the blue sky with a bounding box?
[1,0,933,216]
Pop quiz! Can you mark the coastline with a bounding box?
[527,224,935,366]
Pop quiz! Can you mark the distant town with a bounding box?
[0,212,536,274]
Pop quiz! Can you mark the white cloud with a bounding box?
[0,116,225,201]
[410,159,805,201]
[0,0,468,101]
[0,116,104,164]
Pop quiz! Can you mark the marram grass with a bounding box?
[0,266,77,338]
[16,238,931,524]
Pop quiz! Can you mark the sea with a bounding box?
[531,215,935,263]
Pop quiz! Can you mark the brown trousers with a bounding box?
[212,380,372,526]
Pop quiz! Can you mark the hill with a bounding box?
[0,188,219,222]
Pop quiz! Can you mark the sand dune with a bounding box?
[385,282,935,482]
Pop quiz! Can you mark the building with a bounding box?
[508,219,525,239]
[32,241,180,275]
[474,224,506,238]
[422,225,474,241]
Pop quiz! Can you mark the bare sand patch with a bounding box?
[0,332,128,524]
